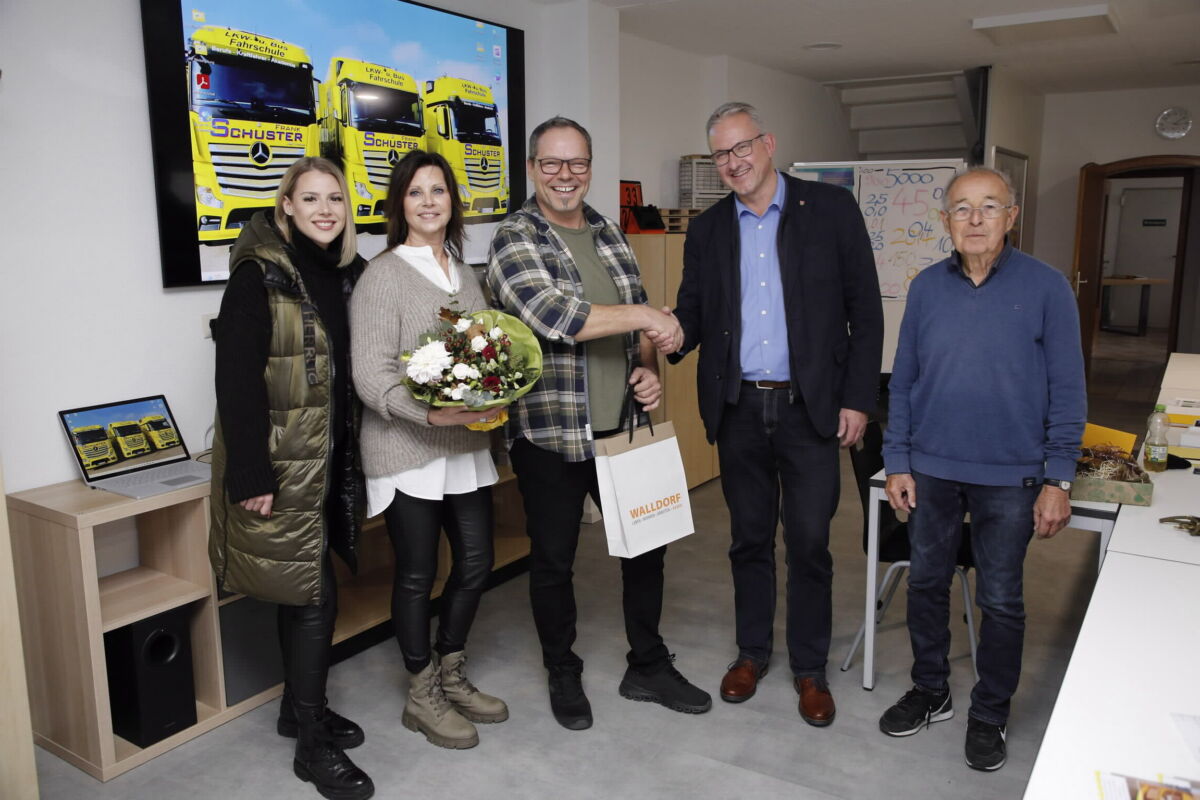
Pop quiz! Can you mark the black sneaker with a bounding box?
[548,666,592,730]
[879,685,953,737]
[619,655,712,714]
[965,717,1007,771]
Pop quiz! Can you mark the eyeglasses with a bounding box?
[535,157,592,175]
[946,202,1013,221]
[711,134,765,166]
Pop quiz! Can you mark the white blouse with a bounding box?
[364,244,498,518]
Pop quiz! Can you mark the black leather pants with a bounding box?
[383,487,494,674]
[277,552,338,711]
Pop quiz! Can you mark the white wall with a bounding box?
[0,0,618,493]
[1033,83,1200,276]
[619,34,858,208]
[724,56,859,167]
[618,34,715,207]
[985,68,1045,252]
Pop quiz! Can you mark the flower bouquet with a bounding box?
[402,307,542,431]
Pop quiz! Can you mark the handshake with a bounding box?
[642,306,685,355]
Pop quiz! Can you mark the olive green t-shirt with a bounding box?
[551,222,627,433]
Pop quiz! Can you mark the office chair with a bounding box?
[840,420,979,682]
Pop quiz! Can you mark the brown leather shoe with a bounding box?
[720,658,767,703]
[795,677,836,727]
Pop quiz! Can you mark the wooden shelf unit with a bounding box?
[6,480,280,782]
[628,233,721,488]
[7,463,531,782]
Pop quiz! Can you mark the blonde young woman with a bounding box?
[351,150,508,750]
[210,157,373,799]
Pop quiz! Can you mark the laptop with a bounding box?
[59,395,211,499]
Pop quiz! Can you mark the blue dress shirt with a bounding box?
[735,171,789,381]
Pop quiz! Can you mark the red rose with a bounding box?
[482,345,497,361]
[482,375,502,392]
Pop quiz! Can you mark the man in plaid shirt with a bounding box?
[487,116,711,731]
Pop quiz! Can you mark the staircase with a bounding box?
[825,68,988,163]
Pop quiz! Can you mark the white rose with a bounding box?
[489,326,503,339]
[454,317,472,333]
[405,341,452,384]
[452,362,473,380]
[450,384,466,400]
[441,387,454,397]
[467,365,481,380]
[470,335,488,353]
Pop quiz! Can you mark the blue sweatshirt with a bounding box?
[883,245,1086,486]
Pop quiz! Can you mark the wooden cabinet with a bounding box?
[0,465,38,799]
[6,482,250,782]
[7,468,529,782]
[628,233,720,489]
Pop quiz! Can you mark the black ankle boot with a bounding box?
[293,706,374,800]
[279,688,366,749]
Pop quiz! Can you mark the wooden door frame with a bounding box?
[1073,155,1200,377]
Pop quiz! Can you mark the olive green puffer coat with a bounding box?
[209,213,365,606]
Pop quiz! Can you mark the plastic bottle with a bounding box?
[1143,403,1170,473]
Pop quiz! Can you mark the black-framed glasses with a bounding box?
[946,202,1013,221]
[711,134,765,166]
[535,157,592,175]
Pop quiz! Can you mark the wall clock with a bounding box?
[1155,107,1192,140]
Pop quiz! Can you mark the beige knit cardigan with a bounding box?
[350,249,492,478]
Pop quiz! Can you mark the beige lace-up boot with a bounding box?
[439,650,509,723]
[401,659,479,749]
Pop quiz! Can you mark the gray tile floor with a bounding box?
[36,449,1103,800]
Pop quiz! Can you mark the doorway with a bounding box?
[1072,156,1200,433]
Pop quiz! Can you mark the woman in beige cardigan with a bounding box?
[350,151,507,750]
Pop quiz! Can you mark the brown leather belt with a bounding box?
[742,379,790,390]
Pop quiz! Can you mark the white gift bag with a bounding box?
[593,421,694,558]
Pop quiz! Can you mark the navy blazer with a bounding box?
[670,172,884,442]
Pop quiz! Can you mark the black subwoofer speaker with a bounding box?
[104,604,198,747]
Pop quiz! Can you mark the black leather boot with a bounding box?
[292,706,375,800]
[278,687,365,749]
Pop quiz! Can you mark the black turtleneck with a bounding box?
[215,220,353,503]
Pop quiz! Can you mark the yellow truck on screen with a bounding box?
[139,415,180,451]
[187,26,320,243]
[422,77,508,218]
[107,421,151,460]
[71,425,119,470]
[320,58,423,227]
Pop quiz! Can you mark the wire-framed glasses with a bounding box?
[947,202,1013,221]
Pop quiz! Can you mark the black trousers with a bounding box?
[382,487,494,674]
[277,552,338,711]
[716,384,840,678]
[509,437,670,672]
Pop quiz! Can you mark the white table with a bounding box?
[857,469,1119,690]
[1023,552,1200,798]
[1105,435,1200,567]
[1161,353,1200,391]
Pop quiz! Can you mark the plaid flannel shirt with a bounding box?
[487,198,646,462]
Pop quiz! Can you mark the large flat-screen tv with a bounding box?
[140,0,526,286]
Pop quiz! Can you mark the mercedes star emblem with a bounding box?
[249,142,271,166]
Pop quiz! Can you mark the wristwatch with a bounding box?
[1043,478,1072,491]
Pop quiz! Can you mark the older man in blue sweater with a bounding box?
[880,167,1086,772]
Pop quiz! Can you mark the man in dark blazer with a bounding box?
[661,102,883,726]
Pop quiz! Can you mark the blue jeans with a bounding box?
[906,471,1038,726]
[717,384,840,678]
